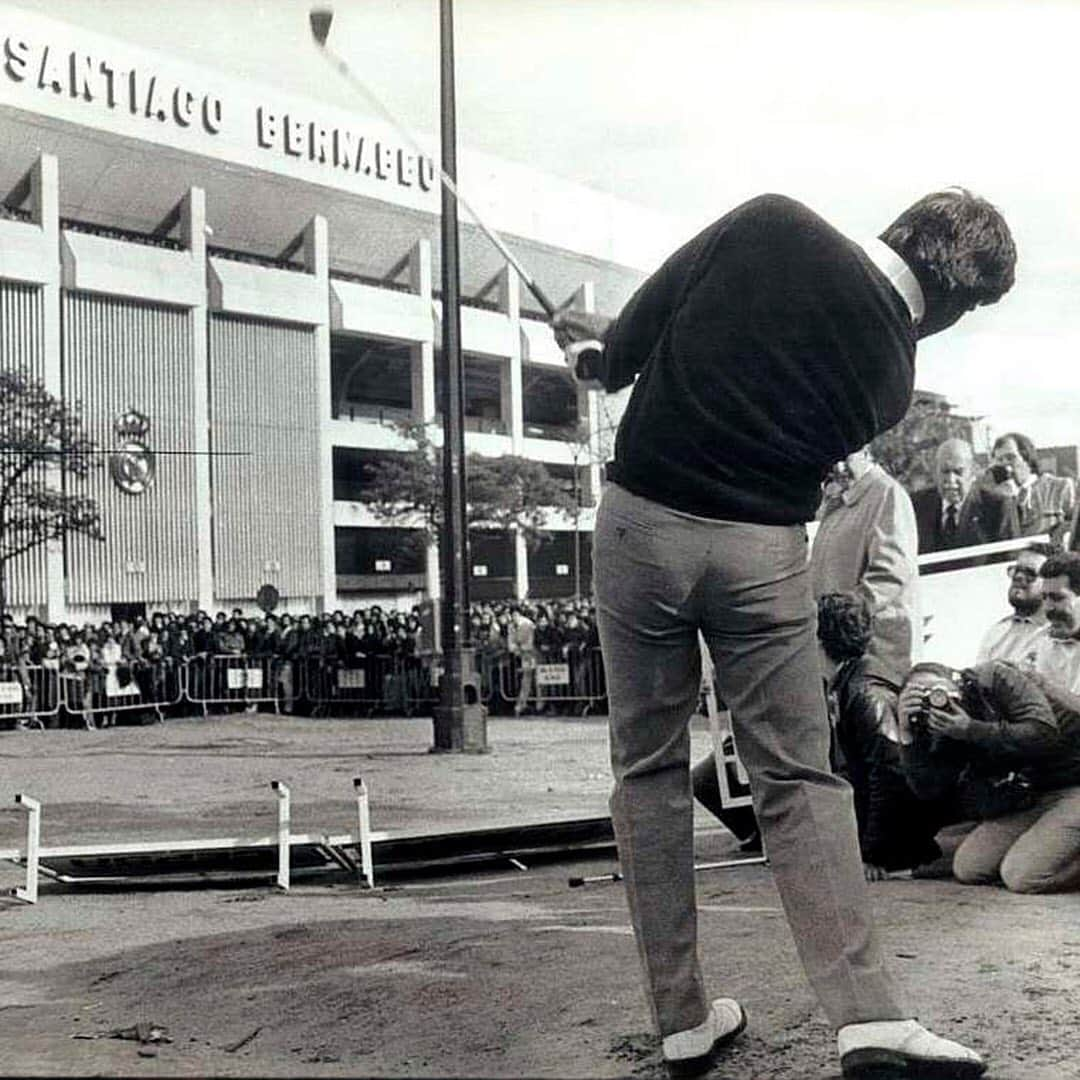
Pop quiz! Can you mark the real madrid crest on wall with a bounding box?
[109,409,156,496]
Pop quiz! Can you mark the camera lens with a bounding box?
[927,687,951,709]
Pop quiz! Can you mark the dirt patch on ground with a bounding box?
[0,716,1078,1078]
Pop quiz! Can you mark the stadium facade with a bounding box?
[0,5,677,623]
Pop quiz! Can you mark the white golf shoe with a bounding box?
[838,1018,986,1078]
[662,997,746,1076]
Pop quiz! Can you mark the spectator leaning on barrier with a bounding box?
[506,605,539,717]
[976,543,1055,664]
[898,660,1080,893]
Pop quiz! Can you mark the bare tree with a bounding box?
[0,369,103,620]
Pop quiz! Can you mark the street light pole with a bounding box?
[573,463,581,600]
[431,0,486,753]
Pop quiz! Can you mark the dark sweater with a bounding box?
[601,194,916,524]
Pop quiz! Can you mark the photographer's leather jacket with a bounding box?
[830,659,944,871]
[902,660,1062,808]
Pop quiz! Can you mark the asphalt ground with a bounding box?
[0,714,1077,1078]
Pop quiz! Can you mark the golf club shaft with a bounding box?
[316,46,559,319]
[569,856,767,888]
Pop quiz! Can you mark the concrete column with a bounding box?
[406,239,440,600]
[492,265,529,599]
[409,240,436,424]
[181,187,214,614]
[505,269,525,454]
[425,540,441,602]
[32,155,66,624]
[303,214,334,612]
[566,281,604,507]
[513,528,528,601]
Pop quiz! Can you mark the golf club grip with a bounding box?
[568,872,622,887]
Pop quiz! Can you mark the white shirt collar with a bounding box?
[860,237,925,327]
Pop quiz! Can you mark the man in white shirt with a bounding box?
[976,544,1053,665]
[506,606,539,716]
[1025,552,1080,693]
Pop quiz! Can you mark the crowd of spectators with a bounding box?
[0,598,602,729]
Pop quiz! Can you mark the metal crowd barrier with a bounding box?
[0,664,60,730]
[184,655,279,716]
[1,646,615,728]
[298,654,401,716]
[59,659,186,727]
[496,646,608,716]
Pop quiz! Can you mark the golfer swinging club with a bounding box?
[553,190,1015,1079]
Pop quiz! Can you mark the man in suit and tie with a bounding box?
[913,437,1016,553]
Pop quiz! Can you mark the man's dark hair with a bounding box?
[901,661,959,688]
[880,189,1016,307]
[816,592,872,663]
[1039,551,1080,593]
[993,431,1040,475]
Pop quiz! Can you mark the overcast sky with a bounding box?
[11,0,1080,449]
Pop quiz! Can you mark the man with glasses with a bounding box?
[983,433,1074,543]
[976,544,1055,664]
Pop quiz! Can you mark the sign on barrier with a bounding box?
[105,686,140,699]
[0,682,23,706]
[338,669,366,690]
[536,663,570,687]
[225,666,266,691]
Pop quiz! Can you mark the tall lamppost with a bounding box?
[309,2,486,752]
[430,0,487,752]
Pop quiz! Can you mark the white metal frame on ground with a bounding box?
[2,779,383,903]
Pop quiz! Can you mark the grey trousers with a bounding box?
[594,484,908,1036]
[953,785,1080,893]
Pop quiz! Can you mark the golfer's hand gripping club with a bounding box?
[551,307,611,391]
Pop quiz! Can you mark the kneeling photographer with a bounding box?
[898,661,1080,893]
